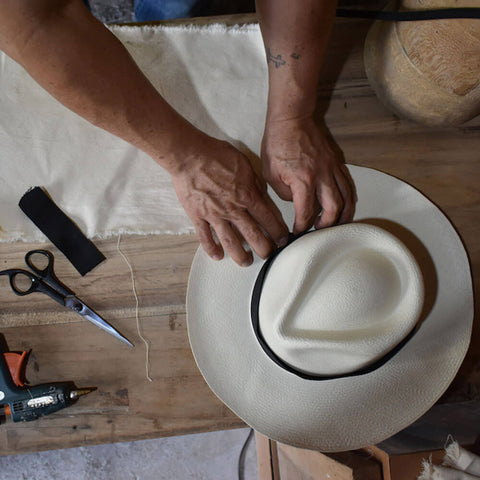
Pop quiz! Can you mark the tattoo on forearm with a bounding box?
[266,48,286,68]
[266,48,300,68]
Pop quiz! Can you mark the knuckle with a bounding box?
[220,235,237,250]
[235,185,256,207]
[294,168,316,187]
[247,231,271,257]
[330,190,344,211]
[335,198,345,215]
[242,224,262,243]
[227,208,245,225]
[303,169,318,185]
[329,204,342,220]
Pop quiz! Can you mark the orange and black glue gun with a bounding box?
[0,344,95,422]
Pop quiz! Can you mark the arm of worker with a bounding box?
[0,0,288,266]
[256,0,356,234]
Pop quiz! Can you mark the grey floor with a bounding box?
[0,428,257,480]
[1,3,259,480]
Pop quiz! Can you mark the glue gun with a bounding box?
[0,342,95,422]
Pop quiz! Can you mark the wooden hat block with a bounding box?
[364,0,480,126]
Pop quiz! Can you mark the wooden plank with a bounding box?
[0,234,245,455]
[0,233,196,328]
[257,437,389,480]
[364,445,445,480]
[256,433,281,480]
[276,443,354,480]
[389,450,445,480]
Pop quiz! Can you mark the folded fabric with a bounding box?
[419,442,480,480]
[444,442,480,477]
[0,23,267,242]
[420,465,479,480]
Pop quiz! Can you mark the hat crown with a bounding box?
[258,224,424,376]
[291,247,402,331]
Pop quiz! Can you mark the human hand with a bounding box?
[170,136,289,266]
[261,117,357,234]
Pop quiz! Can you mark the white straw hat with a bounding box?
[186,165,473,452]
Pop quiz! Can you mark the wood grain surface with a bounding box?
[0,14,478,455]
[0,234,244,455]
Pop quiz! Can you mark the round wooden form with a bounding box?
[364,0,480,126]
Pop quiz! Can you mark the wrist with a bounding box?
[265,77,318,123]
[264,114,316,135]
[148,118,209,176]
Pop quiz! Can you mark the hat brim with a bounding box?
[186,165,473,452]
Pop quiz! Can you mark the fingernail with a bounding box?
[213,254,222,261]
[242,259,253,267]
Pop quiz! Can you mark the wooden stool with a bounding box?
[255,433,447,480]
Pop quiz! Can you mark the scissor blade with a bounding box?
[65,297,134,347]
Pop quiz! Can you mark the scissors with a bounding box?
[0,250,134,347]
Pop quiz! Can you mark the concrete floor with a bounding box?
[0,428,258,480]
[0,3,259,480]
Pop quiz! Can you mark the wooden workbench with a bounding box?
[0,13,478,456]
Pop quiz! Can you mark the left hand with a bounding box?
[261,116,357,234]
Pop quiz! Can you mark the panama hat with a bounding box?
[186,165,473,452]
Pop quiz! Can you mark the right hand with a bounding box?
[170,136,289,267]
[261,117,357,234]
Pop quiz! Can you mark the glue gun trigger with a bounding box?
[3,351,29,387]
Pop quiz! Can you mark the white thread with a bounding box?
[117,234,153,382]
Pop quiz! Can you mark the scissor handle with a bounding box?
[0,268,67,305]
[0,269,38,296]
[25,250,54,278]
[25,250,73,297]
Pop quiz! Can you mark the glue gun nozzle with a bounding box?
[69,387,97,400]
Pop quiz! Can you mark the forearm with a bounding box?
[0,0,200,174]
[0,0,291,265]
[256,0,337,122]
[256,1,355,232]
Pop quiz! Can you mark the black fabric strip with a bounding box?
[336,7,480,21]
[19,187,106,276]
[250,230,416,381]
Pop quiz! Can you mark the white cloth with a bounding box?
[0,23,268,241]
[419,442,480,480]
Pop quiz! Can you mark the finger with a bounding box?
[340,164,358,204]
[233,212,275,259]
[291,181,317,234]
[314,178,344,229]
[249,192,290,248]
[195,220,224,261]
[334,168,356,225]
[212,220,253,267]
